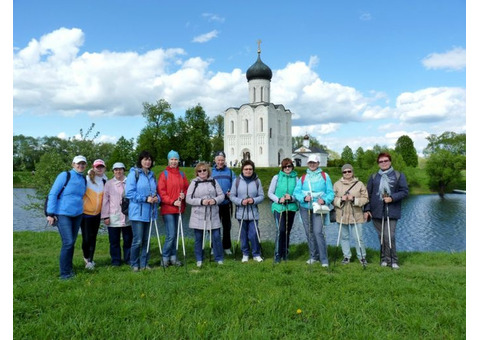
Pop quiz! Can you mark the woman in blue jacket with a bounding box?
[125,151,160,271]
[293,155,334,267]
[46,155,88,280]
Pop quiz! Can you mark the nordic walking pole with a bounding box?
[285,202,289,262]
[146,202,154,254]
[333,203,344,269]
[234,203,246,261]
[307,194,313,271]
[209,205,213,262]
[250,203,263,260]
[385,201,393,270]
[178,198,187,271]
[350,201,366,269]
[152,205,166,272]
[202,205,207,251]
[380,202,385,266]
[272,210,282,266]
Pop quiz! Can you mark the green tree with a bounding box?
[109,137,136,169]
[395,135,418,167]
[210,114,224,156]
[137,99,177,163]
[341,146,354,165]
[354,147,365,167]
[13,135,41,171]
[423,131,466,197]
[178,104,211,165]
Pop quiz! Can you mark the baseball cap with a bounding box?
[72,155,87,164]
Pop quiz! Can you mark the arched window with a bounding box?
[230,121,235,134]
[260,117,264,132]
[244,119,249,133]
[259,146,263,155]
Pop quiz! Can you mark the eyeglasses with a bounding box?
[197,169,207,173]
[283,165,293,169]
[378,159,390,164]
[243,168,253,171]
[342,170,352,174]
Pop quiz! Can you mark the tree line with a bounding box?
[13,99,465,197]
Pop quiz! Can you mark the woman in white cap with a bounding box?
[101,162,133,266]
[293,154,334,267]
[333,164,369,265]
[81,158,108,270]
[45,155,88,279]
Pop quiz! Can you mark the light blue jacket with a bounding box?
[293,169,334,210]
[46,169,86,217]
[125,167,160,222]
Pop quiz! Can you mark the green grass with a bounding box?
[14,232,466,339]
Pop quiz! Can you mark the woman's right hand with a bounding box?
[46,216,56,226]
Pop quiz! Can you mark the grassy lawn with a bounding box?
[13,232,465,339]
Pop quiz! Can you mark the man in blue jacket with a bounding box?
[364,152,409,269]
[211,151,236,255]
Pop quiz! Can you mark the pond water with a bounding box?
[13,188,466,252]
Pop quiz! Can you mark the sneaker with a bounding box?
[172,260,183,267]
[242,255,249,263]
[253,256,263,262]
[381,261,388,267]
[341,257,350,265]
[391,263,400,269]
[224,249,232,255]
[211,249,214,255]
[85,261,95,270]
[132,266,139,272]
[196,261,202,268]
[217,261,224,265]
[322,263,329,268]
[306,259,319,265]
[360,258,368,266]
[83,257,89,265]
[142,266,152,270]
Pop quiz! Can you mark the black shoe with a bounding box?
[341,257,350,264]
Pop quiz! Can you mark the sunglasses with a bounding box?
[343,170,352,174]
[378,159,390,164]
[197,169,207,173]
[283,165,293,169]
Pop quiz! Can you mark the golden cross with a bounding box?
[257,39,262,53]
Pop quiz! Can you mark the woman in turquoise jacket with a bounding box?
[46,155,88,279]
[293,155,334,267]
[125,151,160,271]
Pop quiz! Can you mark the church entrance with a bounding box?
[242,151,251,162]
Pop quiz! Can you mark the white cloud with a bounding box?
[202,13,225,23]
[192,30,219,43]
[422,47,466,71]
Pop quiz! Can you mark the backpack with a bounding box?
[301,171,327,185]
[163,169,185,180]
[190,179,217,199]
[120,169,140,216]
[44,171,86,216]
[300,171,335,221]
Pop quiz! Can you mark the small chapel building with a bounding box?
[224,43,293,167]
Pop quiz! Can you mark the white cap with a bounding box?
[72,155,87,164]
[112,162,126,170]
[307,154,320,163]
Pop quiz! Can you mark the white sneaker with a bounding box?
[217,261,224,265]
[224,249,232,255]
[306,259,319,265]
[211,249,214,255]
[391,263,400,269]
[242,255,249,263]
[253,256,263,262]
[196,261,202,268]
[322,263,329,268]
[381,261,388,267]
[85,261,95,270]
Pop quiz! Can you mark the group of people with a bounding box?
[45,150,408,279]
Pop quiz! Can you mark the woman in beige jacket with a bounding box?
[333,164,369,265]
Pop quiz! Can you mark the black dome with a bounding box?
[246,53,272,81]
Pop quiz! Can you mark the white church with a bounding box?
[224,44,293,167]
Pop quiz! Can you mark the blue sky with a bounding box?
[11,0,467,155]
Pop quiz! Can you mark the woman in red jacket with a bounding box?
[157,150,189,267]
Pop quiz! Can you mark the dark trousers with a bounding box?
[107,226,133,265]
[273,210,296,260]
[219,204,232,250]
[81,214,101,262]
[372,218,398,264]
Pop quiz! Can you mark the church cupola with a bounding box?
[246,40,272,103]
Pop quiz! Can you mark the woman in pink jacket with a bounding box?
[101,162,133,266]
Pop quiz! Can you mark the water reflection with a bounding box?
[13,189,466,252]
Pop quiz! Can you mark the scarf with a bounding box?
[377,167,394,199]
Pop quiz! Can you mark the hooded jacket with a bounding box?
[157,166,190,215]
[101,176,130,227]
[83,171,108,216]
[185,177,225,230]
[125,167,160,222]
[46,169,86,217]
[333,177,369,224]
[229,173,264,220]
[293,168,334,210]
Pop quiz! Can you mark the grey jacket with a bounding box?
[186,177,225,230]
[229,174,264,220]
